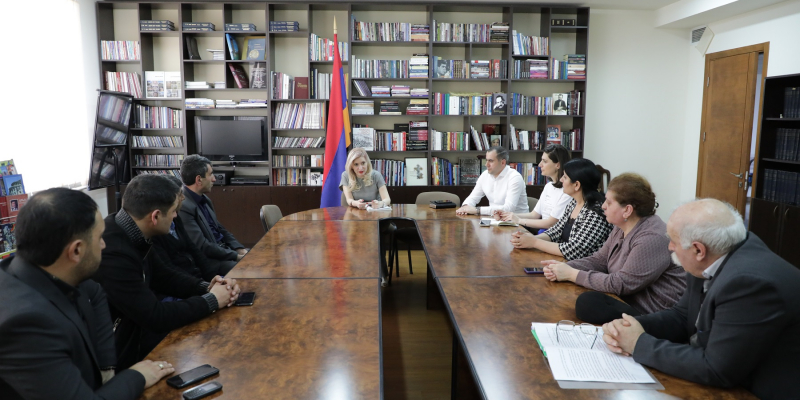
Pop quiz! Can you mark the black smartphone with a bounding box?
[234,291,256,306]
[479,219,492,227]
[183,381,222,400]
[166,364,219,389]
[524,267,544,274]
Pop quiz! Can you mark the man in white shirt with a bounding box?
[456,146,529,215]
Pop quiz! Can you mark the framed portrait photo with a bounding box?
[405,157,428,186]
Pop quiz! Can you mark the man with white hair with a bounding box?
[601,198,800,400]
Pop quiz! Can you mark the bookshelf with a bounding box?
[750,73,800,268]
[96,2,589,245]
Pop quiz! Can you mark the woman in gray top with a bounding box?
[340,147,391,209]
[540,173,686,324]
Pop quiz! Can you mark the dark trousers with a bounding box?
[575,291,642,325]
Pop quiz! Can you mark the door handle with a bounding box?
[730,172,743,179]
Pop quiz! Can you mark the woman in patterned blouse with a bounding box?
[510,158,612,260]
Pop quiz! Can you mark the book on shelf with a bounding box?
[250,62,267,89]
[132,136,183,148]
[406,99,429,115]
[215,100,238,108]
[145,71,181,99]
[272,137,325,148]
[552,92,569,115]
[185,81,210,89]
[546,125,562,145]
[185,36,201,59]
[228,64,250,88]
[273,155,324,167]
[408,120,428,150]
[775,128,800,161]
[2,175,25,196]
[185,98,215,109]
[238,99,267,108]
[492,93,507,115]
[271,72,295,99]
[513,59,549,79]
[432,21,508,43]
[269,21,300,32]
[225,34,240,60]
[431,129,469,151]
[105,72,142,98]
[762,169,800,205]
[225,23,257,31]
[272,169,322,186]
[134,154,185,167]
[434,57,466,79]
[207,49,225,60]
[353,80,371,97]
[430,157,459,186]
[134,104,182,129]
[101,40,140,61]
[0,160,18,176]
[460,158,480,185]
[352,100,375,115]
[140,20,175,31]
[294,77,309,99]
[353,127,375,150]
[243,36,266,60]
[379,100,401,115]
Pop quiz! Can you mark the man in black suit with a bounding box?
[0,188,174,400]
[152,175,235,282]
[602,199,800,400]
[93,175,240,369]
[553,93,567,112]
[179,154,248,262]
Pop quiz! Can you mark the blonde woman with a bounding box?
[340,148,391,209]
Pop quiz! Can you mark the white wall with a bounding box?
[586,9,690,217]
[680,0,800,203]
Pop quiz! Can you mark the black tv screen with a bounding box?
[195,116,269,161]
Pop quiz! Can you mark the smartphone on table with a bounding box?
[166,364,220,388]
[523,267,544,274]
[234,291,256,306]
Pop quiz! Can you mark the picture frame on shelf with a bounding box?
[552,93,568,115]
[546,125,562,145]
[405,157,428,186]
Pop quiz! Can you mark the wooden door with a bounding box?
[697,44,767,214]
[779,203,800,269]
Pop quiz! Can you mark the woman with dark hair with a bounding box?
[540,173,686,324]
[495,144,571,232]
[510,158,612,260]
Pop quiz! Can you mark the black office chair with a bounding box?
[389,192,461,280]
[260,205,283,233]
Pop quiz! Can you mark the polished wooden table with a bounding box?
[142,206,755,399]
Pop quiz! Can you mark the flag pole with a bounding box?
[333,16,337,35]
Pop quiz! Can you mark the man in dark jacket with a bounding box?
[179,154,247,263]
[152,175,235,282]
[602,199,800,400]
[0,188,174,400]
[93,175,240,369]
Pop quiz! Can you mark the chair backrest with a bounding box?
[260,205,283,233]
[415,191,461,207]
[596,165,611,192]
[340,192,348,207]
[527,197,538,212]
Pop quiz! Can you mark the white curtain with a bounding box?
[0,0,94,192]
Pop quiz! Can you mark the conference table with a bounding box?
[141,205,754,399]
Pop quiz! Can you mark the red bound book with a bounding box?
[228,64,249,88]
[294,77,309,99]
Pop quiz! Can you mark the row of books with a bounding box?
[273,155,324,168]
[372,159,406,186]
[774,128,800,161]
[551,55,586,80]
[96,126,127,145]
[272,136,325,149]
[434,59,468,79]
[351,56,429,79]
[352,123,428,151]
[508,91,584,116]
[271,72,304,99]
[431,157,461,186]
[98,94,132,125]
[512,31,549,56]
[186,81,225,89]
[0,173,25,198]
[431,130,471,151]
[309,34,348,61]
[134,105,182,129]
[216,99,268,108]
[762,169,800,205]
[140,20,174,31]
[132,136,184,148]
[134,154,184,167]
[135,170,181,178]
[432,92,497,115]
[272,169,323,186]
[432,21,509,43]
[513,59,549,79]
[351,15,429,42]
[510,163,547,185]
[101,40,140,61]
[270,21,299,32]
[105,72,143,99]
[145,71,181,98]
[784,87,800,118]
[310,69,342,100]
[508,124,582,151]
[273,103,326,129]
[183,22,215,32]
[185,98,215,110]
[350,99,430,115]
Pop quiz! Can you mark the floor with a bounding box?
[381,250,453,400]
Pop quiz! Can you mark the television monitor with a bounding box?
[195,116,269,162]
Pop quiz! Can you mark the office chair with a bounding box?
[260,205,283,233]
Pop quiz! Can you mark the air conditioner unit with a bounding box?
[691,26,714,55]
